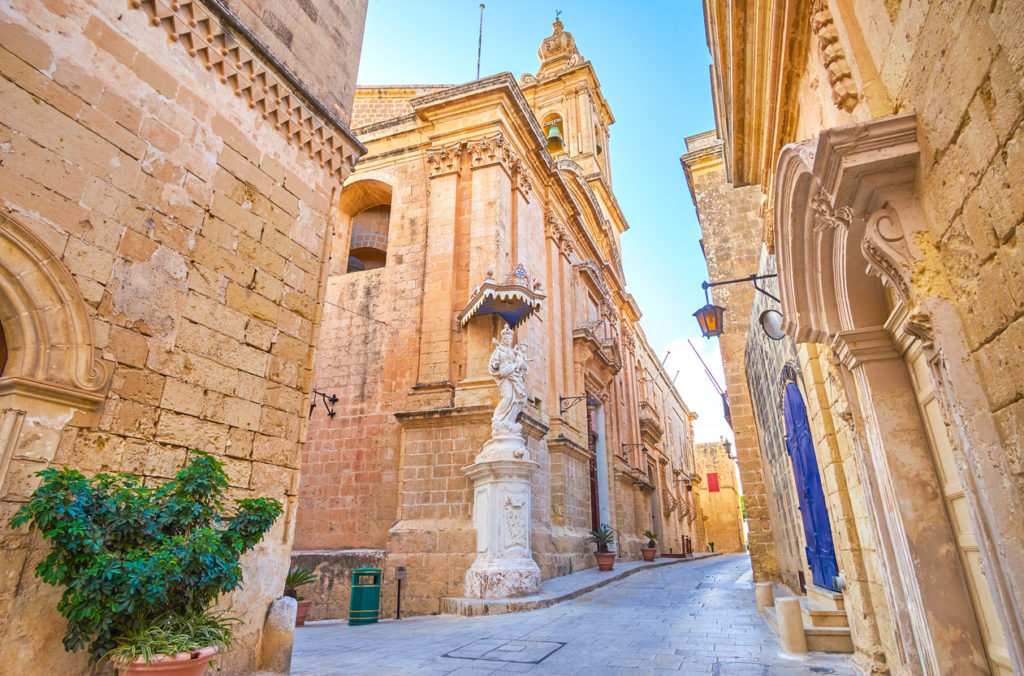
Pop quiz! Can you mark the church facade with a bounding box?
[292,20,706,618]
[688,1,1024,674]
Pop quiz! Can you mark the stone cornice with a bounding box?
[134,0,365,177]
[831,327,899,369]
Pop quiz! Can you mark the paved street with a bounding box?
[291,554,858,675]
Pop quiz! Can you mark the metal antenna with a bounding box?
[476,4,485,80]
[687,339,725,396]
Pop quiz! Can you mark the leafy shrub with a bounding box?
[284,567,317,601]
[589,524,615,553]
[9,451,283,664]
[104,609,235,667]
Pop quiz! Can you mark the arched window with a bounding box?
[348,204,390,272]
[330,178,393,275]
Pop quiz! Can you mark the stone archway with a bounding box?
[0,209,110,496]
[774,112,1021,674]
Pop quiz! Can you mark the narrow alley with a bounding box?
[290,555,856,675]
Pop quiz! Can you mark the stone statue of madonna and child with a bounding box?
[488,325,531,441]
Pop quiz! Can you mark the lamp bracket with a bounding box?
[701,273,780,303]
[310,388,340,418]
[559,394,597,415]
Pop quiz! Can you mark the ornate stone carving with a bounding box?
[461,133,534,197]
[426,141,464,177]
[134,0,359,177]
[503,496,528,550]
[810,0,859,113]
[811,190,852,232]
[903,312,934,349]
[545,210,575,256]
[0,211,111,401]
[862,207,912,302]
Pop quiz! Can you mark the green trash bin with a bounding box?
[348,567,381,626]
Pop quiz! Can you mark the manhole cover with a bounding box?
[808,669,835,674]
[443,638,565,664]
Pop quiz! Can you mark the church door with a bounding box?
[587,405,600,531]
[783,382,840,591]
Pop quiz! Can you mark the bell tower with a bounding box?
[520,17,615,182]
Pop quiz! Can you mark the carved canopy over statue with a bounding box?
[489,326,529,437]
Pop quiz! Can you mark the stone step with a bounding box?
[806,584,845,611]
[763,605,853,654]
[805,625,855,653]
[800,597,849,628]
[442,553,719,616]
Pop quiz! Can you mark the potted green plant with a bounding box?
[589,524,616,571]
[641,530,658,561]
[9,451,282,675]
[284,567,317,626]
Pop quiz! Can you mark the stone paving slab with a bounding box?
[290,553,860,675]
[442,553,720,616]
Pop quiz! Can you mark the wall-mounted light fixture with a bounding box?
[693,274,782,340]
[559,394,599,415]
[309,388,339,418]
[621,443,645,460]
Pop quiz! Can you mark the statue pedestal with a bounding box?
[462,434,541,599]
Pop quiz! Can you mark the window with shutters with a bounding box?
[707,472,720,492]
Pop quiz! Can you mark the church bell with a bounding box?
[545,123,564,153]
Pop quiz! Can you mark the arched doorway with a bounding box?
[782,380,838,591]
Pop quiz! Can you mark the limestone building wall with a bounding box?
[225,0,368,125]
[741,255,807,588]
[0,1,364,673]
[694,441,744,554]
[699,1,1024,673]
[680,132,780,583]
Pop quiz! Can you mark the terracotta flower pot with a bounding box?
[117,647,217,676]
[595,551,615,571]
[295,598,312,626]
[640,547,657,562]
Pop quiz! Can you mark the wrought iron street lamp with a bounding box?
[693,274,781,340]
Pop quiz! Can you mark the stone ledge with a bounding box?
[440,553,720,617]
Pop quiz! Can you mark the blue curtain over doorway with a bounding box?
[783,382,840,591]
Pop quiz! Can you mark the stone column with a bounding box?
[463,432,542,598]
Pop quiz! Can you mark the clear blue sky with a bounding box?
[357,1,732,443]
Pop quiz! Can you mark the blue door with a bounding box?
[783,382,840,591]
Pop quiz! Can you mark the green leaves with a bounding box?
[8,450,282,663]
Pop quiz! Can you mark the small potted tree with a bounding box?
[285,567,318,626]
[640,530,658,561]
[9,451,282,675]
[589,524,616,571]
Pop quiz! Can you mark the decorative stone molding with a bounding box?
[545,210,574,257]
[810,0,859,113]
[811,190,851,232]
[774,113,919,343]
[426,140,464,177]
[862,207,912,303]
[831,327,900,370]
[575,258,610,301]
[621,326,636,355]
[0,211,111,401]
[429,133,533,198]
[134,0,361,177]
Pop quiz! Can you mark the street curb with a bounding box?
[441,552,722,617]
